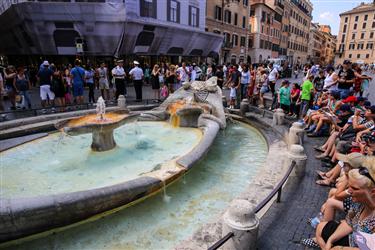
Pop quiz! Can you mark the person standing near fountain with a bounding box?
[176,62,189,89]
[70,59,85,105]
[112,60,126,99]
[97,62,110,101]
[37,61,55,113]
[129,61,144,102]
[150,64,160,102]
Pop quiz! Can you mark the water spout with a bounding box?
[162,181,171,203]
[96,96,106,121]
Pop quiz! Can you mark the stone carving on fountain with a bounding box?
[139,77,226,129]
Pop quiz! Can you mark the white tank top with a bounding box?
[323,73,337,91]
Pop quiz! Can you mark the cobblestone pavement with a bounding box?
[257,137,330,250]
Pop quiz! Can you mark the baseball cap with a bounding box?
[343,60,351,65]
[342,96,357,103]
[336,152,365,168]
[42,60,49,66]
[133,61,139,65]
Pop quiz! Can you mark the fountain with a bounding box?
[55,96,137,151]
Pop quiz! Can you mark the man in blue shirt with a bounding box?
[37,60,55,111]
[70,59,85,104]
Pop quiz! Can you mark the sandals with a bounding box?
[316,179,335,187]
[313,145,325,153]
[316,170,327,180]
[301,238,319,248]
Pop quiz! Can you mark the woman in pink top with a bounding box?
[289,83,301,117]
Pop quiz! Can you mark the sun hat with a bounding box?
[336,152,366,168]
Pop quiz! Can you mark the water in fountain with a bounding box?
[96,96,106,121]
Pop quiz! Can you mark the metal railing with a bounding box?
[208,161,296,250]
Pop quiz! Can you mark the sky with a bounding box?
[311,0,373,35]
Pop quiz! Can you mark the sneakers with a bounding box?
[301,238,319,248]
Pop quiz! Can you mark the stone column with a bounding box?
[222,199,259,250]
[117,95,126,109]
[287,144,308,177]
[272,108,285,126]
[240,99,249,116]
[289,122,305,145]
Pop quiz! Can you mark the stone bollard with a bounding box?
[289,122,305,145]
[222,199,259,250]
[287,144,308,177]
[272,108,285,126]
[117,95,126,109]
[240,99,249,116]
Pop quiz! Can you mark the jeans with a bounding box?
[300,100,310,119]
[20,90,32,108]
[88,84,95,103]
[240,84,248,100]
[337,88,351,99]
[134,80,143,101]
[115,78,125,99]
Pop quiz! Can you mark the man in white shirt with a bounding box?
[129,61,144,101]
[176,62,189,89]
[267,63,279,97]
[111,60,126,99]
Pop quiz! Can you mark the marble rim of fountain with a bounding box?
[0,118,220,245]
[176,114,292,249]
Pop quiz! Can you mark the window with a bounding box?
[189,6,199,27]
[168,0,180,23]
[352,33,355,39]
[349,54,352,58]
[343,25,347,33]
[354,23,357,30]
[362,22,366,29]
[372,21,375,28]
[345,17,348,23]
[248,38,253,48]
[214,6,222,21]
[140,0,156,18]
[364,14,368,21]
[355,16,359,22]
[232,34,238,46]
[240,36,246,47]
[367,43,373,49]
[260,39,264,49]
[361,33,365,39]
[243,0,248,6]
[234,13,238,26]
[341,35,345,43]
[224,10,231,24]
[242,16,246,28]
[370,32,374,39]
[366,54,370,58]
[261,11,266,22]
[357,54,360,59]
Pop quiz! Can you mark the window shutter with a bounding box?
[189,6,192,26]
[167,0,171,21]
[196,7,200,27]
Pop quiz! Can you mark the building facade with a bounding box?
[248,0,279,63]
[336,2,375,65]
[285,0,313,66]
[319,25,336,66]
[0,0,222,63]
[307,22,323,65]
[206,0,250,64]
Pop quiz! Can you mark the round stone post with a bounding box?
[240,99,249,116]
[222,199,259,250]
[289,122,305,145]
[272,108,285,126]
[287,144,308,177]
[117,95,126,109]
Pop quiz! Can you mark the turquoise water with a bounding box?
[0,122,201,199]
[6,122,267,250]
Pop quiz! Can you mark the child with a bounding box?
[278,80,291,114]
[160,84,169,101]
[229,82,237,109]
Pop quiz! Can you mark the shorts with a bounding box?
[40,85,55,101]
[99,78,109,90]
[321,221,350,247]
[73,83,84,97]
[260,86,269,94]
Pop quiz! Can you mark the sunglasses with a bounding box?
[358,166,375,185]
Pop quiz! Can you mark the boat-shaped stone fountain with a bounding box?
[0,78,226,244]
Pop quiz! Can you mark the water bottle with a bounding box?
[310,212,323,229]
